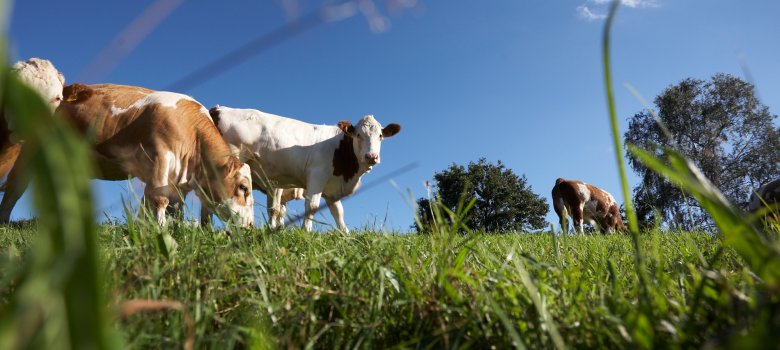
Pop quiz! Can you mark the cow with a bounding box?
[259,187,304,228]
[1,58,66,185]
[208,105,401,232]
[0,84,255,227]
[551,178,625,234]
[748,179,780,219]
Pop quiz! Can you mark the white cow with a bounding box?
[208,106,401,232]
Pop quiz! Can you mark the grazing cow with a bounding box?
[1,58,65,185]
[551,178,625,234]
[259,187,304,228]
[208,105,401,232]
[0,84,254,227]
[748,179,780,217]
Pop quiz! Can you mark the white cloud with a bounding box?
[577,0,659,21]
[591,0,659,7]
[577,5,607,21]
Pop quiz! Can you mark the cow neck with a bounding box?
[196,118,234,178]
[332,133,360,183]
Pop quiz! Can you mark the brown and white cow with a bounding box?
[748,179,780,218]
[1,58,65,184]
[551,178,625,234]
[0,84,254,227]
[208,105,401,232]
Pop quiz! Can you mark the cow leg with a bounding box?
[554,201,569,235]
[166,197,185,222]
[265,190,276,227]
[304,190,326,233]
[141,155,173,226]
[200,205,213,228]
[325,197,348,233]
[572,205,585,234]
[303,174,327,232]
[267,188,284,228]
[0,155,31,223]
[559,212,569,236]
[142,186,170,226]
[278,200,287,227]
[304,192,322,232]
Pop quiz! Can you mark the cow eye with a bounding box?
[239,184,249,193]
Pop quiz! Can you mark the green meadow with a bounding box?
[2,223,771,349]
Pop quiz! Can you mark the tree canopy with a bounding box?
[415,158,548,233]
[624,73,780,229]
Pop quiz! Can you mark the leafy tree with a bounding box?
[415,158,548,233]
[624,73,780,229]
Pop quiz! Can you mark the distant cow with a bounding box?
[259,187,304,228]
[209,105,401,232]
[0,84,254,227]
[748,179,780,217]
[1,58,65,184]
[552,178,625,234]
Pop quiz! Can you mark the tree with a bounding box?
[415,158,548,233]
[624,73,780,229]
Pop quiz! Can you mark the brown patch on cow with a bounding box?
[333,133,358,182]
[226,159,251,207]
[382,123,401,137]
[337,120,355,136]
[280,188,305,203]
[0,143,21,186]
[551,179,584,222]
[0,108,17,180]
[589,186,611,215]
[208,107,222,134]
[62,84,94,103]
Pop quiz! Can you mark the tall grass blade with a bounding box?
[602,2,661,346]
[0,61,115,348]
[602,1,638,234]
[513,255,566,350]
[629,145,780,285]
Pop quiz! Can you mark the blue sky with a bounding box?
[5,0,780,231]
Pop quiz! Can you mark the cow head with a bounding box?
[337,115,401,167]
[12,58,65,112]
[607,203,627,234]
[206,158,255,228]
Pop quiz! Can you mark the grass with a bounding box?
[1,223,768,349]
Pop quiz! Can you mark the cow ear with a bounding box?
[382,123,401,138]
[208,107,222,129]
[337,120,355,136]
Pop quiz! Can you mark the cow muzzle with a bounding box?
[365,152,380,165]
[216,201,255,228]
